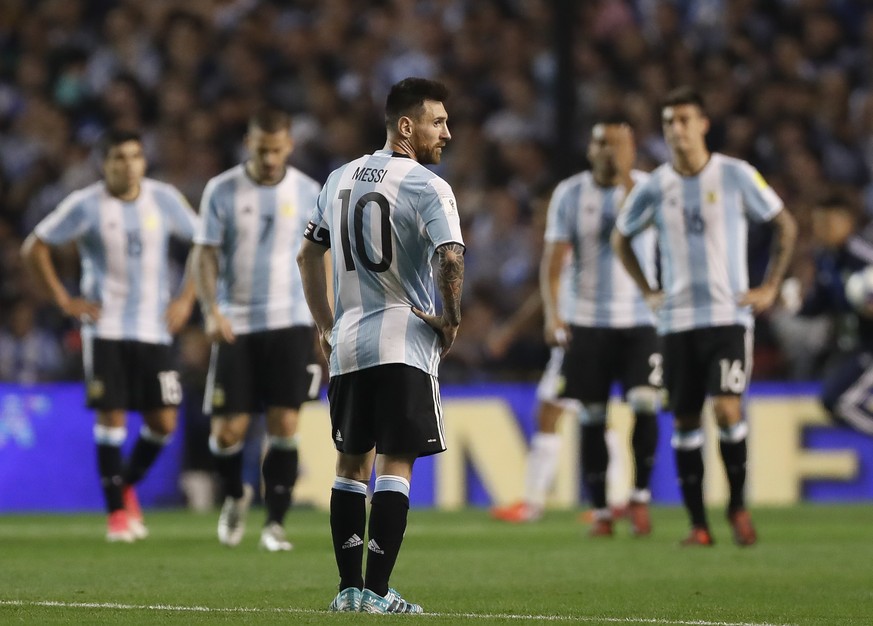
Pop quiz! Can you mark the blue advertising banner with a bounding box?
[1,382,871,512]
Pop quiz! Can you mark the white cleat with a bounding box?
[127,518,149,540]
[217,484,253,547]
[259,522,293,552]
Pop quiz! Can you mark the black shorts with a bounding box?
[84,338,181,411]
[662,324,752,415]
[327,364,445,457]
[560,325,661,403]
[204,326,318,415]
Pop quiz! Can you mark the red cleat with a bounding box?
[627,501,652,536]
[680,526,714,547]
[106,509,134,543]
[727,508,757,546]
[490,502,542,523]
[588,518,614,537]
[123,485,148,539]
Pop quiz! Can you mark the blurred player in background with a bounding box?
[789,194,873,435]
[502,118,662,537]
[191,108,322,552]
[298,77,464,614]
[613,86,797,546]
[22,129,198,542]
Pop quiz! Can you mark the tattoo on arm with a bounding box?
[436,242,465,326]
[763,210,798,287]
[193,246,220,315]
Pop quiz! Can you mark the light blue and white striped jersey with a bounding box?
[616,153,784,334]
[545,169,656,328]
[195,164,320,334]
[34,178,198,344]
[305,149,465,377]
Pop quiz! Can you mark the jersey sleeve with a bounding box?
[195,178,225,246]
[33,191,93,244]
[158,184,199,241]
[303,178,332,248]
[733,161,784,223]
[418,177,464,250]
[616,178,656,237]
[544,179,575,243]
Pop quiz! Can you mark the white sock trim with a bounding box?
[94,425,126,446]
[209,434,244,457]
[140,424,171,445]
[373,474,410,496]
[267,435,299,450]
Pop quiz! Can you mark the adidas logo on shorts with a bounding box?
[334,429,343,442]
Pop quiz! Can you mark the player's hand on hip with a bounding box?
[412,307,459,357]
[165,297,194,335]
[318,327,333,361]
[205,311,235,344]
[739,284,778,314]
[644,290,665,312]
[61,297,101,323]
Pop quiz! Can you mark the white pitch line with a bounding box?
[0,599,796,626]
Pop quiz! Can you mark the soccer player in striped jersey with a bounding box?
[298,77,464,614]
[22,129,199,542]
[494,119,662,536]
[191,108,322,552]
[612,86,798,547]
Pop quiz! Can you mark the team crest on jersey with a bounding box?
[144,212,159,231]
[440,195,457,217]
[281,203,295,217]
[212,386,226,409]
[705,190,718,204]
[87,379,105,400]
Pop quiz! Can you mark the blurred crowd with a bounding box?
[1,0,872,387]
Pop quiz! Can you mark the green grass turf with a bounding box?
[1,505,871,625]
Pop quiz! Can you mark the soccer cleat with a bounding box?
[360,588,423,614]
[259,522,293,552]
[122,485,148,540]
[680,526,714,547]
[217,483,253,547]
[578,504,627,524]
[106,509,135,543]
[588,518,614,538]
[727,508,758,546]
[627,501,652,536]
[328,587,363,612]
[490,501,542,523]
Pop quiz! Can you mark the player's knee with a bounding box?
[210,430,243,452]
[711,396,742,428]
[627,386,661,414]
[577,402,607,425]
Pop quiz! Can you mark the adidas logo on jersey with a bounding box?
[334,430,343,442]
[367,539,384,554]
[342,534,363,549]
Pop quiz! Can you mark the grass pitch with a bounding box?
[1,505,871,625]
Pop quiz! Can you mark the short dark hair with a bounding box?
[593,113,633,129]
[249,107,292,133]
[97,129,142,159]
[815,192,855,215]
[385,77,449,128]
[661,86,706,114]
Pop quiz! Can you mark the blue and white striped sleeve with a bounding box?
[616,178,656,237]
[195,177,227,246]
[34,190,92,245]
[544,179,574,243]
[418,177,464,250]
[733,161,783,223]
[158,184,198,241]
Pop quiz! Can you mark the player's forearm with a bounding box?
[539,242,565,323]
[610,228,651,295]
[21,235,70,307]
[761,209,798,290]
[176,254,198,305]
[191,245,220,316]
[436,243,464,327]
[297,243,334,333]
